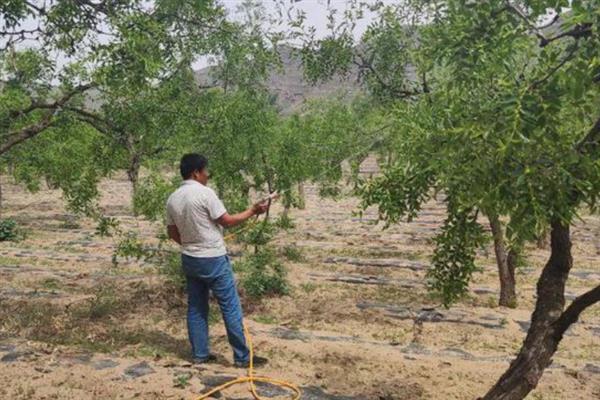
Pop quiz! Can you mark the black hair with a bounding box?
[180,153,208,179]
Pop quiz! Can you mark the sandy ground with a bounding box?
[0,162,599,400]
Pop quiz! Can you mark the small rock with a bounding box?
[62,352,92,364]
[516,320,530,333]
[584,364,600,374]
[124,361,155,379]
[1,351,32,362]
[93,359,119,370]
[0,344,16,352]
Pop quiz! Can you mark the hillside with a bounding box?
[194,45,363,114]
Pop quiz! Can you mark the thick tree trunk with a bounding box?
[488,214,517,308]
[482,221,574,400]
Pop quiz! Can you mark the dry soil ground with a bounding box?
[0,163,599,400]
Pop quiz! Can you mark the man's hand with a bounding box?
[217,194,278,228]
[252,201,270,215]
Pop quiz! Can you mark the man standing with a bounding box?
[166,153,269,367]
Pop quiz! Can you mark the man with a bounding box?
[166,153,269,367]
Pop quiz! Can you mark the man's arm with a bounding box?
[167,224,182,245]
[217,202,269,228]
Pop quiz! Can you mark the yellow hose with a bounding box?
[195,323,302,400]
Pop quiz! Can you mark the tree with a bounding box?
[291,0,599,398]
[1,0,234,213]
[407,3,599,397]
[295,0,528,307]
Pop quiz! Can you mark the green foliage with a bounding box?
[156,251,186,292]
[133,174,178,221]
[296,0,600,307]
[236,248,289,299]
[237,220,276,248]
[0,218,21,241]
[95,216,120,237]
[173,372,192,389]
[111,230,184,291]
[302,35,354,83]
[5,120,111,216]
[360,161,435,226]
[427,201,487,307]
[72,284,119,321]
[281,245,304,262]
[112,231,148,267]
[0,0,243,215]
[274,213,295,230]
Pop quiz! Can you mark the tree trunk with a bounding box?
[488,214,517,308]
[482,221,575,399]
[127,154,141,212]
[297,182,306,210]
[482,115,600,400]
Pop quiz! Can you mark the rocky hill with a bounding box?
[193,45,363,114]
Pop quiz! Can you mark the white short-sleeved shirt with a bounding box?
[166,180,227,258]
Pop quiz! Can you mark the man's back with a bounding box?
[166,180,227,258]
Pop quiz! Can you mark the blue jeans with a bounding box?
[181,254,249,363]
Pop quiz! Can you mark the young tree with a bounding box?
[1,0,234,213]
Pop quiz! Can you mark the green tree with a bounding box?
[293,0,600,398]
[1,0,234,213]
[296,0,528,307]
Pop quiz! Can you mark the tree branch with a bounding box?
[8,84,95,119]
[504,2,548,44]
[504,2,592,47]
[541,23,593,47]
[575,116,600,156]
[1,83,95,155]
[528,43,578,90]
[63,106,115,136]
[354,54,420,98]
[552,285,600,339]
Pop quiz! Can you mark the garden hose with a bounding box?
[195,323,301,400]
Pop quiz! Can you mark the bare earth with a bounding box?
[0,165,599,400]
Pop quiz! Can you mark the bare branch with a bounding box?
[24,1,46,14]
[537,13,560,30]
[504,2,592,47]
[354,53,421,99]
[553,285,600,339]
